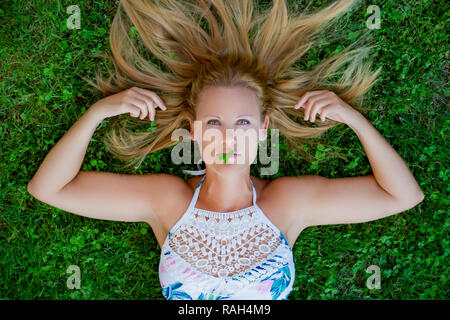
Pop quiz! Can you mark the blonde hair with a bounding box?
[85,0,381,170]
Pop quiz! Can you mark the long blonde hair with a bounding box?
[85,0,381,170]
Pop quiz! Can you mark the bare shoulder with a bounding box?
[142,173,193,222]
[257,175,323,237]
[261,175,324,211]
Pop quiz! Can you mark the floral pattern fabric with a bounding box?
[160,238,294,300]
[158,175,295,300]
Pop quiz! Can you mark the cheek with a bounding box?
[248,139,259,162]
[235,134,259,163]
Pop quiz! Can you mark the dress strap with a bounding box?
[250,178,257,205]
[184,175,205,213]
[198,175,206,187]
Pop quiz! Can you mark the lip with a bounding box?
[223,151,240,155]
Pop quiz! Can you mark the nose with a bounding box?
[222,127,238,153]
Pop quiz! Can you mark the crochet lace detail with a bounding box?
[167,205,283,278]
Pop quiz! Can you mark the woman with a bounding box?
[27,0,424,300]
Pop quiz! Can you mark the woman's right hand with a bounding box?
[91,86,167,121]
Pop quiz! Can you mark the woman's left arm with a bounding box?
[348,112,425,203]
[271,90,425,231]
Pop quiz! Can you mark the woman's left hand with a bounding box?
[294,90,359,124]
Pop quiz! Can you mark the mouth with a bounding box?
[219,150,240,163]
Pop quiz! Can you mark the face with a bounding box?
[190,86,269,170]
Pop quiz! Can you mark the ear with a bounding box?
[259,114,270,141]
[189,119,195,141]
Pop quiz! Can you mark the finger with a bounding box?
[319,108,328,122]
[307,96,328,122]
[128,87,155,121]
[295,90,327,109]
[132,87,167,110]
[147,100,155,121]
[140,95,155,121]
[304,97,316,121]
[126,96,148,120]
[130,104,145,119]
[297,91,324,111]
[132,90,165,123]
[128,105,141,118]
[303,94,326,120]
[309,98,332,122]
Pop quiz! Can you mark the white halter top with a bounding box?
[159,174,295,300]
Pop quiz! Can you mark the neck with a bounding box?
[199,166,254,212]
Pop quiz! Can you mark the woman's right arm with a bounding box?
[27,87,190,224]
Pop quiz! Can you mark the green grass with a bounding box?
[0,0,448,299]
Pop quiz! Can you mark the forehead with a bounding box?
[197,86,259,117]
